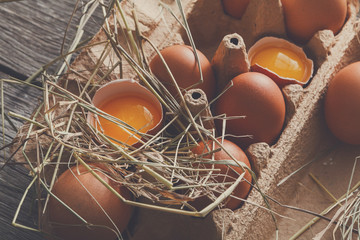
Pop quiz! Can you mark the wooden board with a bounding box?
[0,0,104,78]
[2,1,360,239]
[0,1,105,239]
[0,80,45,240]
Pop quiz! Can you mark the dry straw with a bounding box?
[1,0,265,239]
[3,1,359,240]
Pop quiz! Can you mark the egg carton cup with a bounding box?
[12,0,360,239]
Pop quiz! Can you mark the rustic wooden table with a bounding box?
[0,1,104,239]
[2,1,360,240]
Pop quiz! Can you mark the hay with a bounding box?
[4,0,260,238]
[2,0,360,239]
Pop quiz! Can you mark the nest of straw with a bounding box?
[8,0,256,231]
[4,0,360,239]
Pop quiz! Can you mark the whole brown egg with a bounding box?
[281,0,347,44]
[47,164,133,240]
[325,62,360,145]
[214,72,286,149]
[222,0,250,19]
[191,138,252,210]
[149,44,216,100]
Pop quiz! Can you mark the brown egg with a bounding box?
[47,164,133,240]
[281,0,347,44]
[149,44,216,100]
[214,72,286,149]
[191,139,252,210]
[325,62,360,145]
[222,0,250,19]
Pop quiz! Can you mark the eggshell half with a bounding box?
[248,37,313,88]
[87,79,163,145]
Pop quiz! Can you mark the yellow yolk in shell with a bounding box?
[97,95,161,145]
[251,47,306,82]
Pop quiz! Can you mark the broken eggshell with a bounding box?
[248,37,314,88]
[87,79,163,146]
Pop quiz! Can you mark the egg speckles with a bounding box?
[325,62,360,145]
[215,72,286,149]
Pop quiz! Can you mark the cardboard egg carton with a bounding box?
[110,1,358,239]
[14,0,360,239]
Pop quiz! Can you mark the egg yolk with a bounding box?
[251,47,306,82]
[97,95,161,145]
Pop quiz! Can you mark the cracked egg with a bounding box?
[87,79,163,146]
[248,37,314,88]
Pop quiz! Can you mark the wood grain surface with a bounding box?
[3,1,358,240]
[0,80,45,240]
[0,0,104,78]
[0,1,105,239]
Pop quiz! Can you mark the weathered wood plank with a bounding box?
[0,76,46,240]
[0,1,107,239]
[0,163,46,240]
[0,0,105,78]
